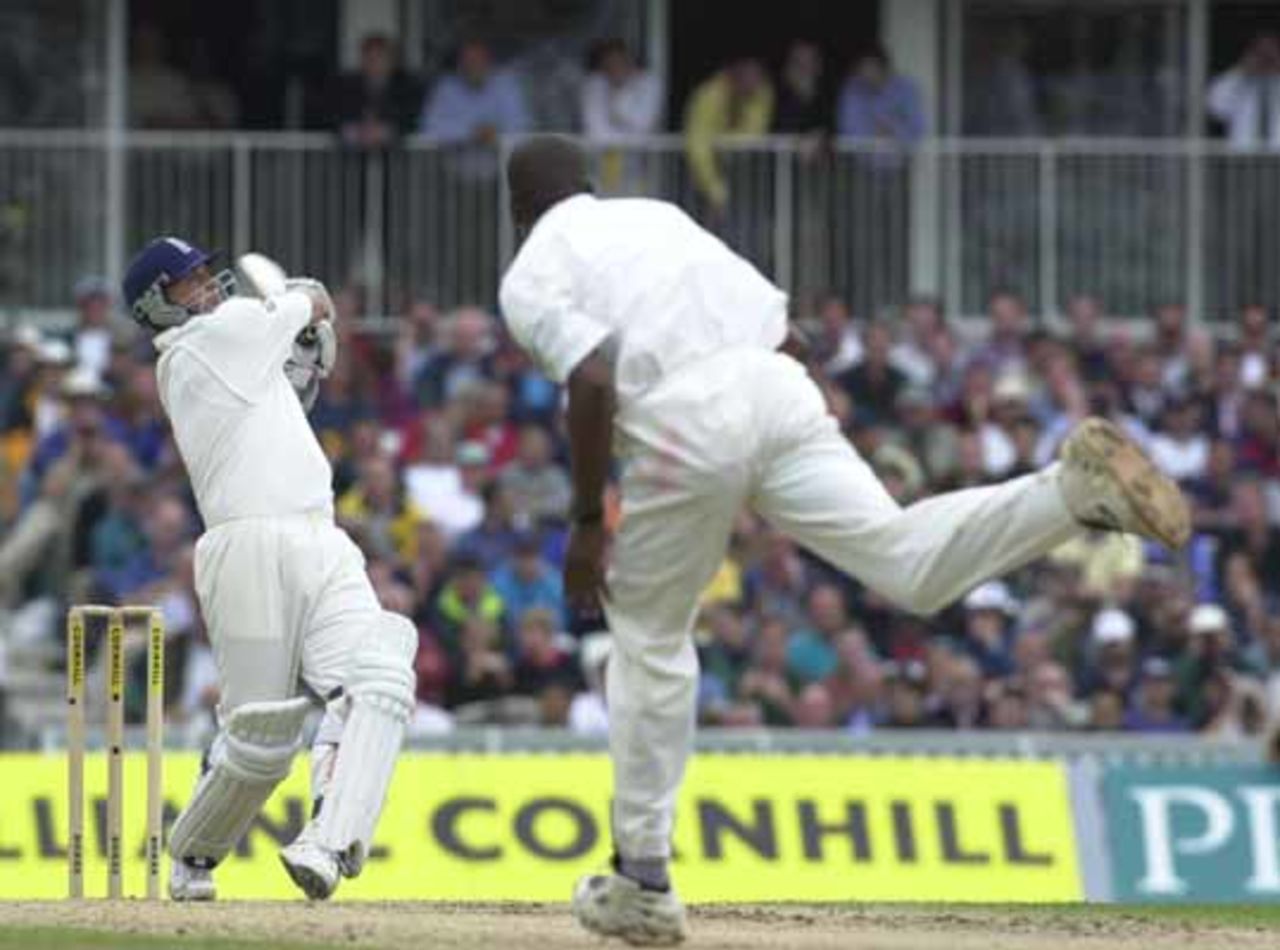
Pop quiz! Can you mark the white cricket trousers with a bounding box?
[193,511,381,716]
[603,349,1079,860]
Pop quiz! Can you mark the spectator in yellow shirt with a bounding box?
[683,57,774,218]
[337,453,430,565]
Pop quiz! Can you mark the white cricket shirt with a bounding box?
[498,194,787,408]
[155,291,334,527]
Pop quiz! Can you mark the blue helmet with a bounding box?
[122,236,234,331]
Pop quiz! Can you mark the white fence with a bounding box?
[2,131,1280,320]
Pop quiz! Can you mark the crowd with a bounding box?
[0,278,1277,744]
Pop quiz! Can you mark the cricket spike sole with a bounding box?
[1060,417,1191,550]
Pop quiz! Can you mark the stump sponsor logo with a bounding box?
[0,753,1080,901]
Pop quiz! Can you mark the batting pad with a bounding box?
[314,612,416,876]
[169,696,312,867]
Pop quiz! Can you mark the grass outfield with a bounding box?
[4,903,1280,949]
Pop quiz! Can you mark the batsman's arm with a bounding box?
[565,346,615,524]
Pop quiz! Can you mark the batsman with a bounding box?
[121,237,416,901]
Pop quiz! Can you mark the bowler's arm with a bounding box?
[565,347,615,523]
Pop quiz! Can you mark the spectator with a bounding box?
[2,264,1275,740]
[960,582,1017,678]
[414,307,496,407]
[70,277,115,378]
[739,616,798,726]
[1178,604,1240,726]
[786,584,849,683]
[333,34,420,146]
[429,555,505,662]
[985,680,1030,730]
[100,493,194,604]
[683,57,774,218]
[0,327,41,439]
[27,338,75,442]
[892,296,943,387]
[89,466,149,575]
[446,618,513,708]
[928,652,983,729]
[569,633,610,734]
[965,26,1040,136]
[1081,608,1139,699]
[499,425,571,526]
[1238,304,1273,390]
[186,49,239,129]
[491,532,565,629]
[1208,34,1280,149]
[1150,397,1210,485]
[456,482,521,571]
[698,605,754,715]
[1087,690,1126,730]
[743,533,812,630]
[812,295,862,376]
[881,660,929,728]
[1063,294,1109,381]
[455,381,519,471]
[835,323,906,425]
[580,39,662,141]
[419,40,529,144]
[129,26,200,128]
[408,440,487,540]
[886,386,959,486]
[792,682,838,728]
[1125,658,1188,733]
[835,45,925,145]
[337,453,429,564]
[972,289,1031,376]
[513,607,581,698]
[773,41,828,134]
[1048,530,1144,603]
[1026,660,1085,730]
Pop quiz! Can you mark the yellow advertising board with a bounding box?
[0,753,1081,901]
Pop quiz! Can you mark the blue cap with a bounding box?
[121,236,216,330]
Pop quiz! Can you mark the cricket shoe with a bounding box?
[572,873,686,946]
[1058,417,1190,549]
[169,859,216,901]
[279,827,341,901]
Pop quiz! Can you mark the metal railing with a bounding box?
[33,722,1264,767]
[3,130,1280,320]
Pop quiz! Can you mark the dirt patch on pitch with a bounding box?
[1,901,1276,949]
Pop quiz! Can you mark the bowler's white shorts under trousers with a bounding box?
[603,349,1078,860]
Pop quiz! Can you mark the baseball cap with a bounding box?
[964,581,1016,615]
[60,367,109,400]
[36,339,73,366]
[455,441,490,467]
[1092,608,1135,645]
[895,386,933,410]
[993,372,1033,403]
[12,324,43,350]
[883,659,928,686]
[73,275,113,302]
[1189,603,1230,637]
